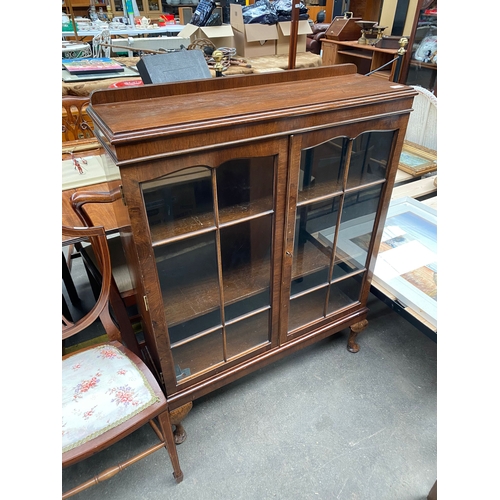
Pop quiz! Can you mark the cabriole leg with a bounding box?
[170,402,193,444]
[347,319,368,353]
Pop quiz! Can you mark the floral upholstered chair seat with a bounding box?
[62,344,159,453]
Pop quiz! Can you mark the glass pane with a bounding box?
[171,329,223,381]
[155,232,221,336]
[225,291,269,323]
[335,185,383,272]
[327,273,365,315]
[291,198,340,296]
[346,131,395,189]
[220,216,272,318]
[216,157,274,225]
[142,166,214,242]
[288,286,327,332]
[298,137,348,204]
[226,310,270,359]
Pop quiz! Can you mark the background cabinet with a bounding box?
[109,0,164,21]
[63,1,164,20]
[401,0,437,93]
[63,1,109,19]
[87,66,416,421]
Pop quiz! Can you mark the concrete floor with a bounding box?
[62,256,437,500]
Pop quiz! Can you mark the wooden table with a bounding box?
[62,140,127,244]
[62,53,323,96]
[62,25,185,39]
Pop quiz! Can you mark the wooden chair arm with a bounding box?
[70,187,122,228]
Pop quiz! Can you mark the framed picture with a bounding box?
[398,141,437,176]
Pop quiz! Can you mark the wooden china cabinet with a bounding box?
[86,65,416,440]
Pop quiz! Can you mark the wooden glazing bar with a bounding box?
[212,168,228,362]
[170,323,222,349]
[224,305,271,327]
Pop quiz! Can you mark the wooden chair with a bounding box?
[70,187,137,310]
[62,224,183,499]
[62,96,94,142]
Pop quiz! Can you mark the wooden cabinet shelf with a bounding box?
[87,66,416,471]
[322,39,401,81]
[161,253,271,328]
[337,50,372,60]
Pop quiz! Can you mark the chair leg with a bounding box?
[62,253,80,305]
[158,410,184,483]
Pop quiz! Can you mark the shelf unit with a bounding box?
[63,1,109,19]
[63,0,166,22]
[108,0,164,21]
[401,0,437,94]
[86,66,416,466]
[63,1,164,21]
[321,39,400,80]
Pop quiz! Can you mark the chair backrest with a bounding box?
[62,225,120,343]
[62,96,94,142]
[405,85,437,151]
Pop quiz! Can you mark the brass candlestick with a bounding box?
[212,50,224,78]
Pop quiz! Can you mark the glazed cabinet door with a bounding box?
[128,141,288,395]
[281,125,398,341]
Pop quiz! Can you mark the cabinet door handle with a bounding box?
[286,251,292,257]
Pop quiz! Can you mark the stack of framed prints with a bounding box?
[398,141,437,177]
[318,197,437,330]
[371,197,437,328]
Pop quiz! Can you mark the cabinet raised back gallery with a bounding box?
[87,64,416,415]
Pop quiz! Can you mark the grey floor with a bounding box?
[62,254,437,500]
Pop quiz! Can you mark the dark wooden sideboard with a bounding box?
[86,65,416,454]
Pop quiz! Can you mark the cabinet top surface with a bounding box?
[89,68,415,141]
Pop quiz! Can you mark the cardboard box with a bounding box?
[276,20,313,55]
[230,4,279,57]
[177,23,235,50]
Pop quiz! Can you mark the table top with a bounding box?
[62,41,90,51]
[322,39,399,54]
[62,25,184,38]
